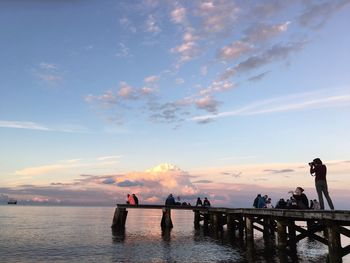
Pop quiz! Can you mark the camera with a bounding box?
[308,162,314,166]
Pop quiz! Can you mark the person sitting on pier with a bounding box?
[127,194,136,205]
[275,198,287,209]
[313,199,321,210]
[196,197,203,206]
[289,187,309,209]
[165,194,176,205]
[265,198,274,208]
[257,195,267,208]
[132,194,139,205]
[253,194,261,208]
[203,197,211,207]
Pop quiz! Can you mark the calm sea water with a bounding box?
[0,206,349,263]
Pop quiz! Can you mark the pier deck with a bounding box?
[112,204,350,263]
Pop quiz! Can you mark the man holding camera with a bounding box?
[309,158,334,210]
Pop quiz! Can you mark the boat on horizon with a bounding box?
[8,199,17,205]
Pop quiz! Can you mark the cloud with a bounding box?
[146,14,161,33]
[144,75,159,84]
[264,169,295,174]
[222,172,242,178]
[119,17,137,33]
[0,120,52,131]
[193,180,213,184]
[195,96,220,113]
[218,41,251,61]
[35,62,63,85]
[170,29,200,63]
[195,0,239,34]
[243,21,290,43]
[117,180,143,187]
[116,43,131,57]
[175,78,185,85]
[247,71,270,82]
[299,0,350,29]
[191,88,350,122]
[171,6,187,24]
[199,80,235,96]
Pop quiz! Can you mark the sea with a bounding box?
[0,205,349,263]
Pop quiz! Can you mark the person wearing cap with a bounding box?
[309,158,334,210]
[289,187,309,209]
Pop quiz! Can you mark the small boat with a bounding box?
[8,199,17,205]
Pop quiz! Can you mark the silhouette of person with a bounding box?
[165,194,176,205]
[203,197,211,207]
[127,194,136,205]
[132,194,139,205]
[195,197,203,207]
[309,158,334,210]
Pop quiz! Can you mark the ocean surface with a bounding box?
[0,205,349,263]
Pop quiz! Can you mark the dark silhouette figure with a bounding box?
[253,194,261,208]
[196,197,203,207]
[165,194,176,205]
[291,187,309,209]
[203,197,211,207]
[309,158,334,210]
[132,194,139,205]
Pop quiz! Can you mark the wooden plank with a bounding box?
[339,226,350,238]
[342,245,350,257]
[294,225,328,245]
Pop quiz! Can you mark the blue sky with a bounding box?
[1,0,350,207]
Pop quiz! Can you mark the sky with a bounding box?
[1,0,350,208]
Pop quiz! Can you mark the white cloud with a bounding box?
[195,96,220,113]
[146,14,161,33]
[171,6,186,24]
[144,75,159,83]
[0,120,51,131]
[218,41,251,61]
[118,82,137,99]
[191,88,350,122]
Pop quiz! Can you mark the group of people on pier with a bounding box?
[195,197,211,207]
[253,158,335,210]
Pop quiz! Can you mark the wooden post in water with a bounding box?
[210,212,224,232]
[245,216,254,241]
[203,212,209,229]
[227,214,234,233]
[111,208,128,229]
[326,220,342,263]
[277,218,287,249]
[161,208,173,230]
[238,215,245,240]
[288,220,297,252]
[263,217,270,239]
[194,210,200,229]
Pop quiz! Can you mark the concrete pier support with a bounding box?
[161,208,173,230]
[111,208,128,229]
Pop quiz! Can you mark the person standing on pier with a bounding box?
[196,197,203,206]
[309,158,334,210]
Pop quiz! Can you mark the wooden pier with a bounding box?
[112,204,350,263]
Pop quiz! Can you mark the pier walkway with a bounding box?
[112,204,350,263]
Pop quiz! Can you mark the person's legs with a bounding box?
[315,181,324,209]
[321,181,334,210]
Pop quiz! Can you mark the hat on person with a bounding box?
[296,187,304,192]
